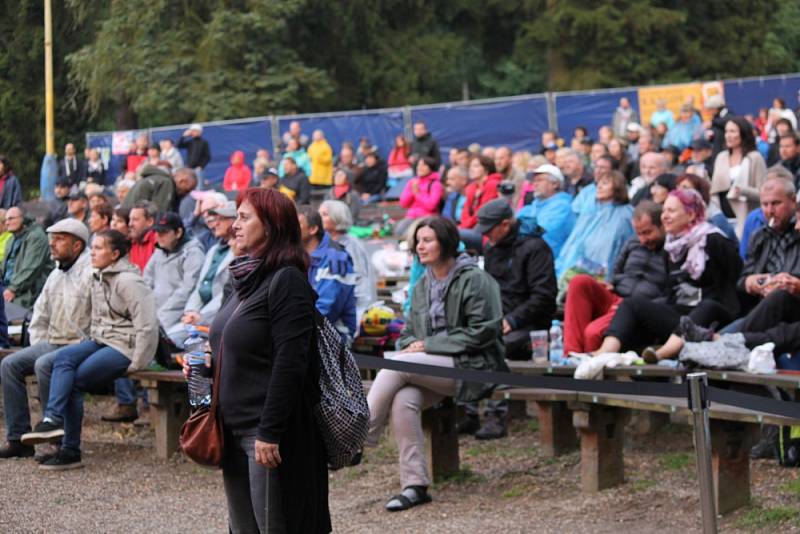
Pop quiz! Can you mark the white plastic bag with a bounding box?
[747,343,776,374]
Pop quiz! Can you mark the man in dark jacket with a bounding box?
[354,150,387,202]
[563,201,668,355]
[280,157,311,205]
[460,199,557,440]
[736,177,800,314]
[122,163,176,213]
[177,124,211,178]
[409,121,441,169]
[58,143,86,188]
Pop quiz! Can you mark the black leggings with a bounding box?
[605,296,734,351]
[741,290,800,354]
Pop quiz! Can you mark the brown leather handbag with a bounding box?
[180,342,224,467]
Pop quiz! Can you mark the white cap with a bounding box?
[47,218,90,244]
[626,122,642,132]
[189,123,203,134]
[704,95,725,109]
[533,164,565,184]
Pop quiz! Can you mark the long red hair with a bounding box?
[236,188,309,273]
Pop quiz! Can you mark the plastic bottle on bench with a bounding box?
[549,320,563,366]
[185,327,212,409]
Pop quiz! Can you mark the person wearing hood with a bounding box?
[459,200,556,440]
[222,150,253,193]
[1,207,53,309]
[307,129,334,187]
[0,219,92,460]
[365,216,506,511]
[21,230,158,469]
[409,121,441,169]
[122,163,176,213]
[516,164,576,257]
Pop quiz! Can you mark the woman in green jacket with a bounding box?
[366,216,507,512]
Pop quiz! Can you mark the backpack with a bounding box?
[269,267,369,470]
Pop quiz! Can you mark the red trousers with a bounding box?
[563,274,622,354]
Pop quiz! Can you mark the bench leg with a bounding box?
[422,400,459,482]
[573,405,629,492]
[536,401,578,457]
[143,381,189,460]
[710,420,756,515]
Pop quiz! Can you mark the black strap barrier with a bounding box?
[354,354,800,422]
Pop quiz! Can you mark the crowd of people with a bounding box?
[0,92,799,530]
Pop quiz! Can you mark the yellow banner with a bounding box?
[638,83,704,127]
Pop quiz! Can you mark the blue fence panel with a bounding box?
[152,119,271,186]
[278,111,404,161]
[723,75,800,116]
[554,89,639,142]
[410,96,549,156]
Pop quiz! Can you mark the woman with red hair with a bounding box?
[205,188,330,533]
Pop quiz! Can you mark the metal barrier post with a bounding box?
[687,373,718,534]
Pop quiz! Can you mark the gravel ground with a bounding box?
[1,397,799,533]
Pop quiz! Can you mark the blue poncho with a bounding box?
[555,201,634,280]
[571,183,597,216]
[517,191,576,257]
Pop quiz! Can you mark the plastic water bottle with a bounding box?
[549,320,563,366]
[184,328,211,409]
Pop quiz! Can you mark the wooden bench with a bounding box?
[128,370,188,459]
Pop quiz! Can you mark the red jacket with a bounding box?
[129,230,157,273]
[460,173,502,229]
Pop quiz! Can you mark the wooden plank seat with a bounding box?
[128,370,187,459]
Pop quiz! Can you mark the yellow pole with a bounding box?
[44,0,55,154]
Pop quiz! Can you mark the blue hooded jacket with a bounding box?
[517,191,576,257]
[309,233,357,338]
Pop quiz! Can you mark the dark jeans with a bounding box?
[44,340,130,452]
[222,427,286,534]
[605,296,733,350]
[504,329,532,361]
[740,290,800,355]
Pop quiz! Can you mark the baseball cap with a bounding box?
[46,218,90,244]
[67,191,87,201]
[265,167,279,178]
[208,201,237,219]
[55,177,71,188]
[474,199,514,235]
[626,122,642,133]
[152,212,184,232]
[691,138,712,151]
[532,163,565,185]
[704,95,725,109]
[189,123,203,134]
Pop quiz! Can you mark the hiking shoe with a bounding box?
[101,403,138,423]
[39,448,83,471]
[475,415,507,440]
[0,440,35,459]
[34,444,60,464]
[20,421,64,445]
[456,414,480,435]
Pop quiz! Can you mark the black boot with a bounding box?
[475,414,507,440]
[0,440,35,459]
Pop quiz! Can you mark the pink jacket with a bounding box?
[399,172,443,219]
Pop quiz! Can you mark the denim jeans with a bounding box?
[113,377,138,405]
[222,428,287,534]
[0,342,61,440]
[45,340,130,452]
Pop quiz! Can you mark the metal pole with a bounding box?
[687,373,718,534]
[44,0,55,155]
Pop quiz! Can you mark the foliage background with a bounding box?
[2,0,799,190]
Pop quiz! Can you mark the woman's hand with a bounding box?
[402,340,425,353]
[255,440,282,468]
